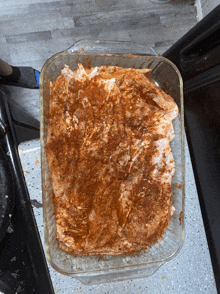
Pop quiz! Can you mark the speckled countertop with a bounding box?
[19,137,217,294]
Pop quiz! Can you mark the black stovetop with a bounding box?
[0,87,54,294]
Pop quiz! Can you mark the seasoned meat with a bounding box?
[46,64,178,255]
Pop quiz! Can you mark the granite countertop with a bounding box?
[18,136,217,294]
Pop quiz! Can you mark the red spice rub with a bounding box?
[46,64,178,255]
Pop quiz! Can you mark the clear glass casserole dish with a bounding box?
[40,40,185,285]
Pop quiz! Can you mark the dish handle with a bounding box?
[67,39,158,55]
[73,263,164,285]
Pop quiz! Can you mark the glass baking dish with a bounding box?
[40,40,184,285]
